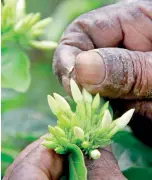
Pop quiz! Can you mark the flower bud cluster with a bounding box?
[42,79,135,159]
[2,0,57,50]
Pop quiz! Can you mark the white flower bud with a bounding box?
[53,93,71,112]
[92,93,100,110]
[47,95,59,115]
[90,149,101,159]
[74,126,84,139]
[82,88,92,103]
[116,109,135,129]
[70,79,83,103]
[30,40,57,50]
[101,109,112,129]
[16,0,25,20]
[32,17,52,29]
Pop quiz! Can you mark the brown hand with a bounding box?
[3,136,63,180]
[3,138,126,180]
[54,0,152,119]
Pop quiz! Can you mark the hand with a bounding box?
[53,0,152,179]
[3,136,63,180]
[3,137,126,180]
[54,0,152,120]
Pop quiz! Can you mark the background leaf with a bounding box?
[112,131,152,172]
[2,48,31,92]
[123,167,152,180]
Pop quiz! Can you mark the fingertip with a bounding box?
[75,50,106,86]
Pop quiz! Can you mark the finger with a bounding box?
[53,2,123,90]
[85,146,127,180]
[3,136,63,180]
[75,48,152,99]
[110,99,152,120]
[3,139,41,179]
[53,0,152,92]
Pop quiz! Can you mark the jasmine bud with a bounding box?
[54,126,65,136]
[82,88,92,103]
[53,93,71,112]
[74,126,84,139]
[70,79,83,103]
[30,40,57,50]
[47,95,59,115]
[90,149,101,159]
[92,93,100,111]
[81,141,90,148]
[101,109,112,129]
[42,140,56,149]
[116,109,135,129]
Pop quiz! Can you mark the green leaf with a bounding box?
[112,131,152,171]
[123,167,152,180]
[1,48,31,92]
[68,144,87,180]
[1,152,14,163]
[2,108,56,137]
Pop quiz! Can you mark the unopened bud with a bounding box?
[92,93,100,111]
[47,95,59,115]
[70,79,83,103]
[99,101,109,119]
[82,88,92,103]
[81,141,90,148]
[53,93,71,112]
[54,126,65,136]
[16,0,25,20]
[30,40,57,50]
[116,109,135,129]
[44,134,53,141]
[90,149,101,159]
[28,13,40,26]
[101,109,112,129]
[41,140,56,149]
[55,146,66,154]
[74,126,84,139]
[32,17,52,29]
[48,125,54,134]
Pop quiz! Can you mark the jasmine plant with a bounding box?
[42,79,135,179]
[2,0,57,92]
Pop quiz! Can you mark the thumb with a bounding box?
[75,48,152,99]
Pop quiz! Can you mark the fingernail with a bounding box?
[75,51,106,85]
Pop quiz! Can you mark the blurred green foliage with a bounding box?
[1,0,152,179]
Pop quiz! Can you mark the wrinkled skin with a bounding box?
[3,0,152,179]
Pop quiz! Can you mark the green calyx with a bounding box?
[42,79,135,159]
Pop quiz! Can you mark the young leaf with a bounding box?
[68,144,87,180]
